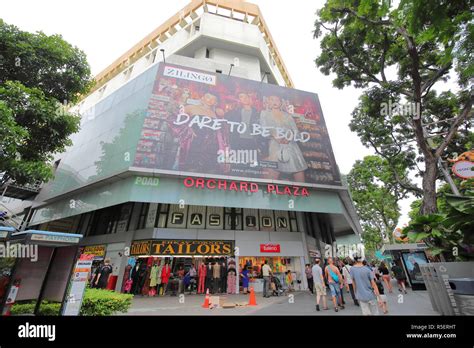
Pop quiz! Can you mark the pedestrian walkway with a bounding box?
[253,289,439,315]
[124,293,283,316]
[124,287,439,315]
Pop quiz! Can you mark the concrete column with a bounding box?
[299,256,307,291]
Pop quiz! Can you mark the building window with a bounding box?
[205,48,210,58]
[195,25,200,31]
[136,203,149,230]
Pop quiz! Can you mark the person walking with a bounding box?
[262,260,272,298]
[391,261,408,294]
[305,264,314,294]
[375,274,389,314]
[350,255,382,315]
[94,258,113,289]
[342,258,359,306]
[324,257,344,312]
[378,261,393,293]
[240,265,250,294]
[336,259,346,305]
[312,259,328,311]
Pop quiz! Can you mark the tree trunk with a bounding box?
[421,158,438,215]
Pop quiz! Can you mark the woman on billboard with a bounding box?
[260,94,307,182]
[183,92,227,173]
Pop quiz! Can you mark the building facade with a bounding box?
[5,0,362,298]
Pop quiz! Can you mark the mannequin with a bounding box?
[212,262,221,294]
[156,260,164,295]
[141,257,153,296]
[138,262,148,295]
[161,261,171,296]
[149,261,159,295]
[220,260,227,293]
[227,262,237,294]
[205,262,213,293]
[198,262,207,294]
[131,262,141,295]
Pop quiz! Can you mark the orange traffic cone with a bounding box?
[202,288,210,308]
[248,287,257,306]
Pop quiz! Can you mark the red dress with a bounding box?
[161,265,171,284]
[198,264,207,294]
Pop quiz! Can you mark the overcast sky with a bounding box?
[2,0,415,226]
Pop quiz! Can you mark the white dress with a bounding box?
[260,110,308,173]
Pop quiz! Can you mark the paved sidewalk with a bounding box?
[124,292,283,316]
[124,287,439,316]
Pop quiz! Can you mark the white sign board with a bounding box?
[452,161,474,179]
[62,260,92,316]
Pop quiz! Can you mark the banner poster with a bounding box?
[133,64,341,186]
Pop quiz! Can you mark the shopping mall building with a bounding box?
[1,0,362,307]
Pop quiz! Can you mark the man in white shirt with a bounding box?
[342,258,359,306]
[311,259,328,311]
[262,260,272,298]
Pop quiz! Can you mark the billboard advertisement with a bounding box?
[133,63,341,186]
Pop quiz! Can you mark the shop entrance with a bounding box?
[124,255,237,296]
[239,256,303,293]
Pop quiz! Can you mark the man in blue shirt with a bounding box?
[350,255,382,315]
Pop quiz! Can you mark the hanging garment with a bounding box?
[121,265,132,293]
[212,263,221,294]
[220,263,227,293]
[141,262,152,296]
[161,264,171,284]
[205,264,213,293]
[131,264,141,294]
[156,264,163,285]
[198,264,207,294]
[150,265,159,287]
[127,257,136,268]
[227,269,237,294]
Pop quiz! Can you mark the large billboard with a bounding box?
[133,63,341,186]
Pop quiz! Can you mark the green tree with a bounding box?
[314,0,473,215]
[347,155,410,252]
[0,19,93,187]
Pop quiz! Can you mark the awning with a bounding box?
[9,230,83,247]
[0,226,16,240]
[381,243,427,253]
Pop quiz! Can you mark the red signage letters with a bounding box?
[183,177,309,197]
[260,244,281,253]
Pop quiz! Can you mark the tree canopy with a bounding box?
[314,0,473,215]
[0,19,93,187]
[347,155,409,251]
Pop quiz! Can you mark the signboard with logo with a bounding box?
[260,243,281,253]
[130,240,151,256]
[133,63,341,187]
[62,259,93,316]
[30,234,80,244]
[452,161,474,179]
[130,239,234,256]
[82,245,106,259]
